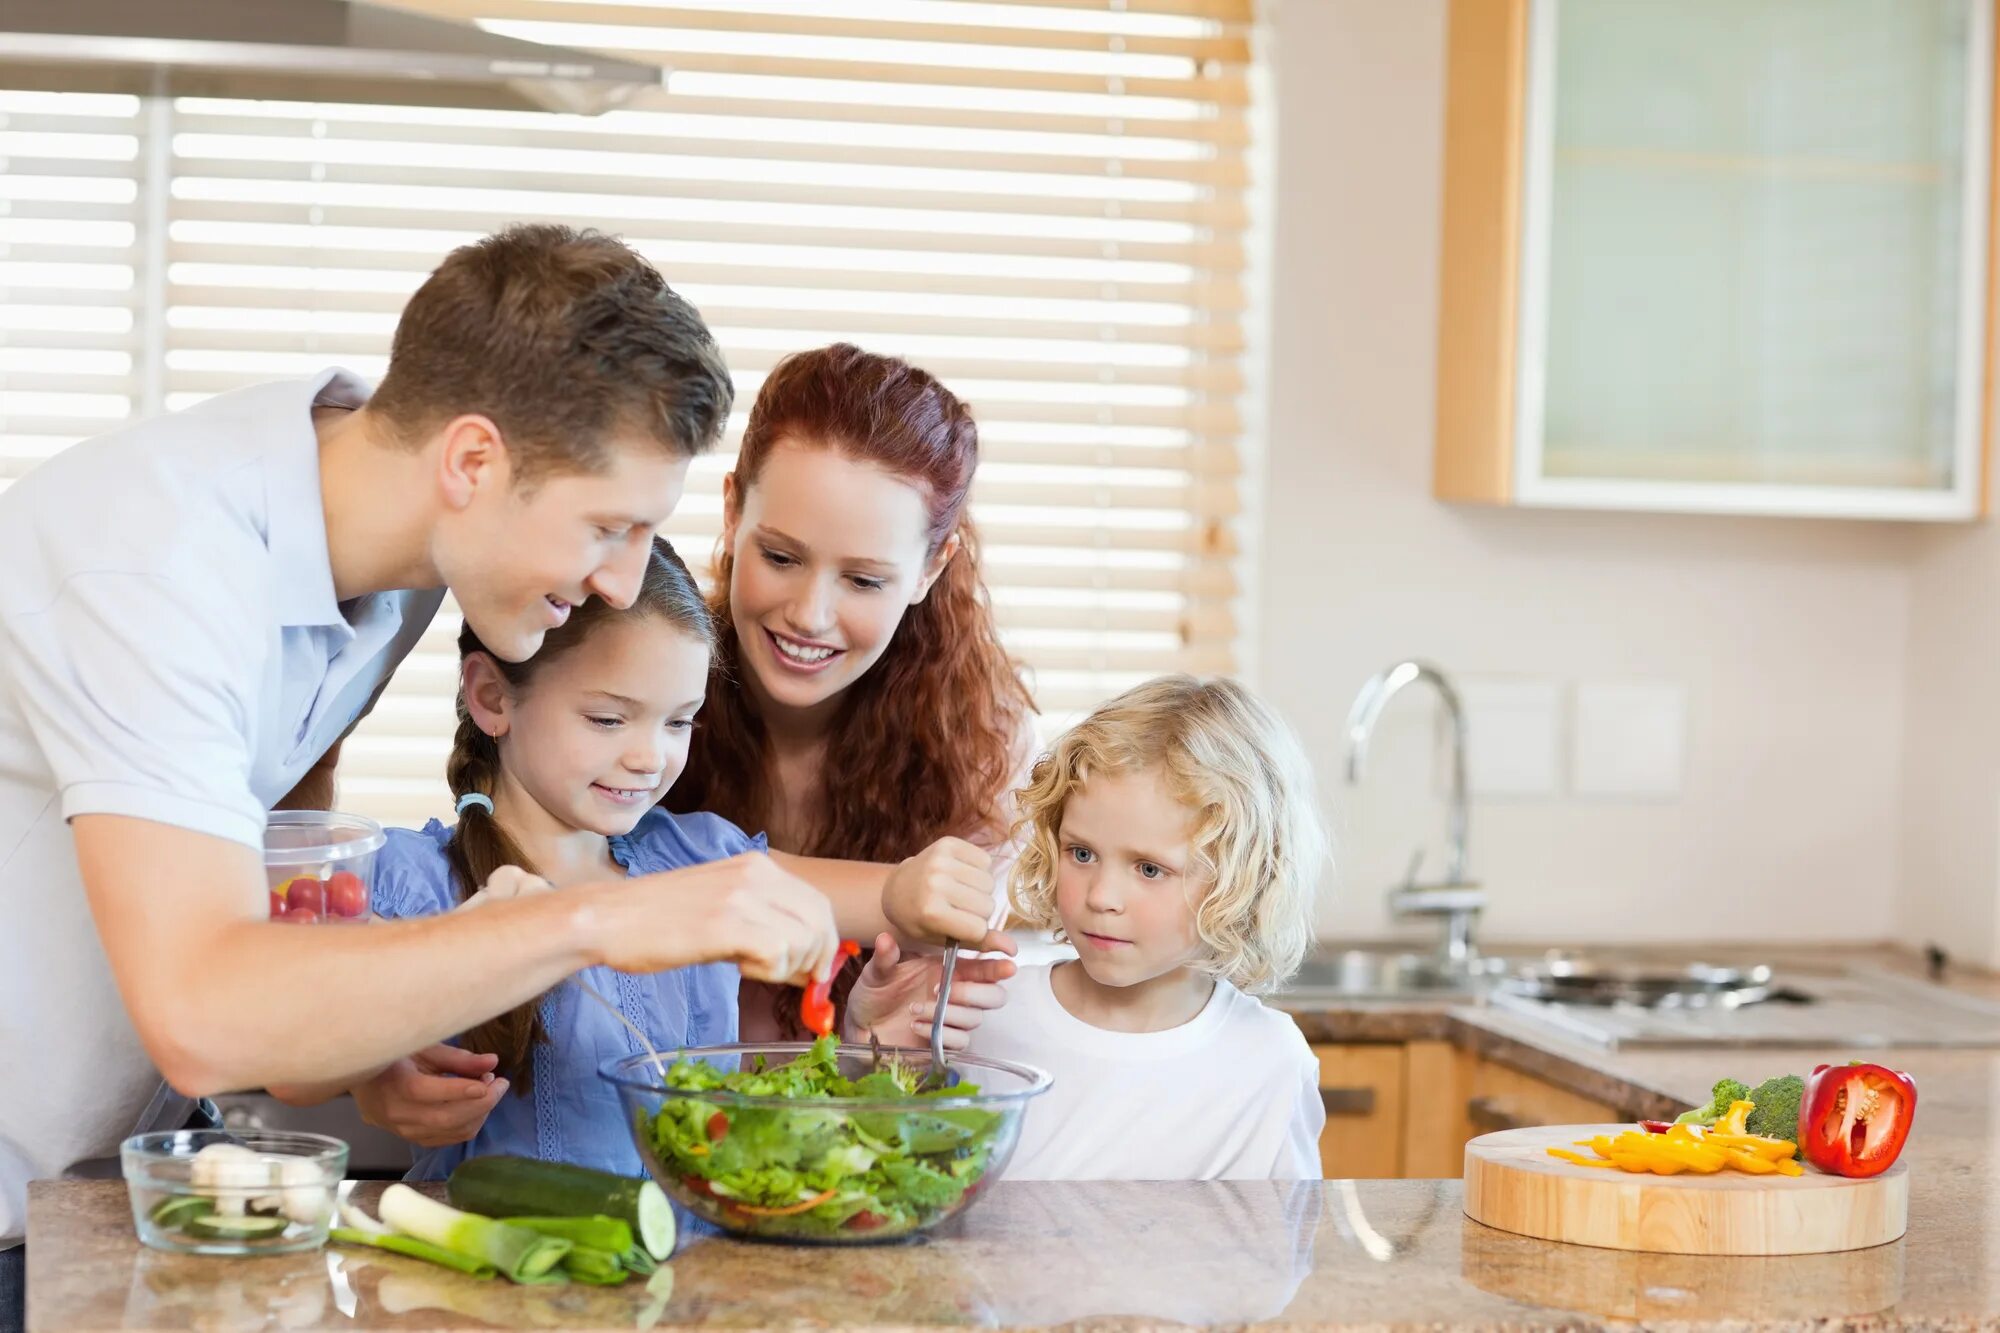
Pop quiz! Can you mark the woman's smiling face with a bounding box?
[722,437,954,720]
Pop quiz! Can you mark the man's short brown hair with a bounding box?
[371,224,733,478]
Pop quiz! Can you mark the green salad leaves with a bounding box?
[644,1036,1004,1240]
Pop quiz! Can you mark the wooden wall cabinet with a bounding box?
[1436,0,1999,520]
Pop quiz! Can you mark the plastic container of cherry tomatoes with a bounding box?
[264,811,383,924]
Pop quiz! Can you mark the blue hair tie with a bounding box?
[456,792,495,817]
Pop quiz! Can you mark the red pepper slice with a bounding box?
[1800,1062,1916,1178]
[800,939,862,1037]
[1638,1120,1674,1134]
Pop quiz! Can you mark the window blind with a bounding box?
[3,0,1254,826]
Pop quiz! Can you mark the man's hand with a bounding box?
[352,1044,509,1149]
[605,853,840,985]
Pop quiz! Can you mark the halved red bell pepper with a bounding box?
[1799,1062,1915,1178]
[800,939,862,1037]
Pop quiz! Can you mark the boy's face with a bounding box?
[1053,766,1210,989]
[438,432,690,663]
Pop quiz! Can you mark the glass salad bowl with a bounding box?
[603,1040,1050,1245]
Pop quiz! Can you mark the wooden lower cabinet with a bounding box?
[1311,1044,1406,1179]
[1310,1039,1624,1179]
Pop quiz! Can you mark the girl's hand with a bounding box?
[882,838,1017,954]
[351,1044,509,1148]
[459,865,555,912]
[841,933,1018,1051]
[608,854,840,986]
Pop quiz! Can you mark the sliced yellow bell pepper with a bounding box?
[1712,1099,1756,1137]
[1544,1117,1802,1179]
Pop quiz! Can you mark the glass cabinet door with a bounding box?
[1515,0,1992,517]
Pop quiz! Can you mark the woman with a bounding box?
[670,342,1038,1040]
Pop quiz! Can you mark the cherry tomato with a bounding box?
[846,1210,888,1232]
[706,1111,730,1142]
[285,878,326,915]
[280,906,321,925]
[268,891,286,919]
[326,871,367,918]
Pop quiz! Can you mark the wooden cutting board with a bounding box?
[1463,1124,1908,1256]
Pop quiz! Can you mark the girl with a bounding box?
[667,343,1039,1045]
[969,675,1331,1181]
[352,538,984,1178]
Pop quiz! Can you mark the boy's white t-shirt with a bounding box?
[969,963,1325,1182]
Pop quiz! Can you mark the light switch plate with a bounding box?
[1572,681,1687,798]
[1455,677,1562,797]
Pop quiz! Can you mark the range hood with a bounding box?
[0,0,667,115]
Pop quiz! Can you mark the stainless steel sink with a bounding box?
[1281,948,1509,999]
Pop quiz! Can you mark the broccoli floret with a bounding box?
[1743,1074,1805,1144]
[1674,1077,1753,1127]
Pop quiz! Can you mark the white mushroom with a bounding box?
[188,1144,269,1217]
[277,1157,330,1225]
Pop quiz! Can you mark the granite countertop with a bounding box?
[29,942,2000,1331]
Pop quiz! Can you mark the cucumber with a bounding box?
[149,1195,214,1229]
[448,1157,675,1260]
[185,1213,289,1241]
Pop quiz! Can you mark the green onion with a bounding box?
[560,1245,630,1285]
[498,1215,634,1254]
[378,1185,571,1283]
[329,1227,497,1280]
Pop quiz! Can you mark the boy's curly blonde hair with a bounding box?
[1008,675,1329,994]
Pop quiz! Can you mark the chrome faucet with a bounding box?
[1344,661,1486,968]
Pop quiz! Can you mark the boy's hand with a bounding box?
[881,838,1016,955]
[842,933,1017,1051]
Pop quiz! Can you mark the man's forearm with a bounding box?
[121,890,606,1097]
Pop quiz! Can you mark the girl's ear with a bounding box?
[461,652,513,738]
[911,529,961,605]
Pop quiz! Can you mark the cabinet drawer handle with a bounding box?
[1319,1086,1376,1116]
[1467,1095,1530,1133]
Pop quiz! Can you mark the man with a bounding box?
[0,225,846,1309]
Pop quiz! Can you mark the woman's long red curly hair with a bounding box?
[666,344,1033,1032]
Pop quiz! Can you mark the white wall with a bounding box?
[1257,0,1921,948]
[1900,525,2000,966]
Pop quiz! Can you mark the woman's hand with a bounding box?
[881,838,1016,954]
[350,1044,510,1149]
[841,933,1017,1051]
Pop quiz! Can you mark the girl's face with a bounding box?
[1053,766,1211,988]
[466,615,710,836]
[721,438,955,721]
